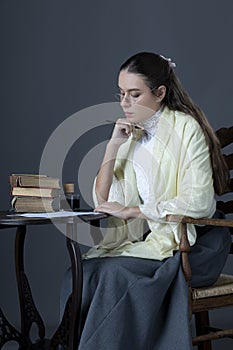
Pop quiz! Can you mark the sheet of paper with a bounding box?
[7,211,102,218]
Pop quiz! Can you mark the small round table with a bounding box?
[0,210,107,349]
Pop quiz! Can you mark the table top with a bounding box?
[0,210,108,227]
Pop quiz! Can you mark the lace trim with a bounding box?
[138,108,163,141]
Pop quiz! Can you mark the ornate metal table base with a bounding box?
[0,307,29,348]
[0,220,85,349]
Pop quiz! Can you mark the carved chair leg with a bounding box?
[194,311,212,350]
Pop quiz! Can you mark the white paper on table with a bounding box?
[7,211,102,218]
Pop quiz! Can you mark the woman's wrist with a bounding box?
[108,138,125,149]
[124,206,147,220]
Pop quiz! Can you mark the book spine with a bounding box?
[11,188,60,198]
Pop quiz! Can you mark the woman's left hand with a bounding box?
[94,201,129,220]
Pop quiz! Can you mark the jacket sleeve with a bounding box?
[139,118,216,221]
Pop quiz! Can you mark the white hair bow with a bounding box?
[160,55,176,68]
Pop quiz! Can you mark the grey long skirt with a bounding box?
[60,215,231,350]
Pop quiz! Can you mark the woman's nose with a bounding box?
[120,95,131,107]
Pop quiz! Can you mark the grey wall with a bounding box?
[1,1,233,349]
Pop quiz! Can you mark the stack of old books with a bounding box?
[10,174,60,212]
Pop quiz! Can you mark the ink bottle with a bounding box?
[59,183,80,211]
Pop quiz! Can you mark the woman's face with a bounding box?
[118,70,165,123]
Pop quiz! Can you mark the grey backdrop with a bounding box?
[1,1,233,349]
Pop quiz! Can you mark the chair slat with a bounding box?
[216,126,233,148]
[220,177,233,194]
[217,200,233,214]
[224,154,233,170]
[229,178,233,192]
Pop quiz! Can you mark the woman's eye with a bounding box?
[131,94,140,99]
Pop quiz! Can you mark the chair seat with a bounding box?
[192,274,233,300]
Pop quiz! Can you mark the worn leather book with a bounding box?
[11,196,54,212]
[11,187,59,198]
[9,174,60,189]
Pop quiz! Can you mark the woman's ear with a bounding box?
[155,85,166,102]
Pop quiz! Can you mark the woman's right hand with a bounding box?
[110,118,137,145]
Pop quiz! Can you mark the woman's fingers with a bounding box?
[115,119,137,137]
[94,201,127,219]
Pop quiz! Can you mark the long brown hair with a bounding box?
[120,52,229,195]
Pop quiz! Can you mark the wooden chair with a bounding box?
[167,126,233,350]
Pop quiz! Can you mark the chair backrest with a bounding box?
[215,126,233,251]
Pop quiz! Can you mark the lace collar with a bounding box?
[139,107,163,139]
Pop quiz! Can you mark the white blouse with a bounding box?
[133,109,162,204]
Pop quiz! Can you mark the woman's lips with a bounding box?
[124,112,133,117]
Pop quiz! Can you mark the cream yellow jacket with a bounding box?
[85,107,216,261]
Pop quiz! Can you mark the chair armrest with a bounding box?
[166,214,233,283]
[166,215,233,228]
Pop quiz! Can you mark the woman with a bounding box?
[61,52,231,349]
